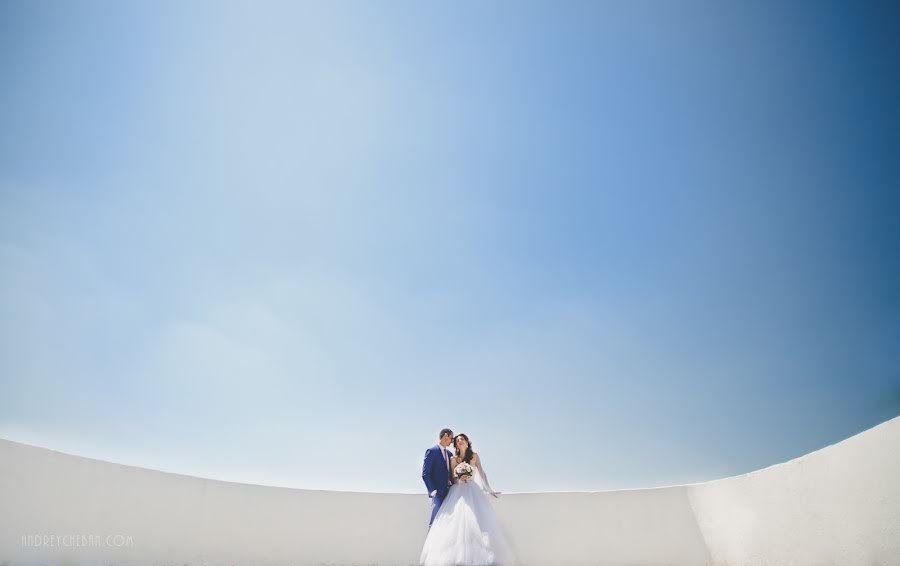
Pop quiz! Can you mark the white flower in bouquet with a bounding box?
[454,462,473,479]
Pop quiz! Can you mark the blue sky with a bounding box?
[1,1,898,493]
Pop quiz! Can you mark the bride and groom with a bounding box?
[419,428,518,566]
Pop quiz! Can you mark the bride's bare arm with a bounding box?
[472,453,499,497]
[450,456,460,484]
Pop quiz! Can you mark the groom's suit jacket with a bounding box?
[422,444,452,498]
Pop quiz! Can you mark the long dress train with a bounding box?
[419,461,517,566]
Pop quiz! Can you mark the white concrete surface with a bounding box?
[1,416,898,565]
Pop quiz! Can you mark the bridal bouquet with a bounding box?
[454,462,473,480]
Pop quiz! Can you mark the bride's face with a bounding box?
[455,436,468,453]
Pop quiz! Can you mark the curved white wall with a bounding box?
[1,416,898,566]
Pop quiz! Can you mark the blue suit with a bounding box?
[422,444,453,527]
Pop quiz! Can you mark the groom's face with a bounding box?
[439,433,452,447]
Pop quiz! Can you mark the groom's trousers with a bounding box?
[429,491,449,528]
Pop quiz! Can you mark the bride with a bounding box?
[419,433,518,566]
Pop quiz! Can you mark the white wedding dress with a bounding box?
[419,455,518,566]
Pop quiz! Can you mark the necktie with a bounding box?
[442,447,449,472]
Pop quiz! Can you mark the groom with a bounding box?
[422,428,453,528]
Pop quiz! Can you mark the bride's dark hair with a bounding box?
[453,433,474,464]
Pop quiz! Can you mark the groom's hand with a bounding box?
[429,490,437,498]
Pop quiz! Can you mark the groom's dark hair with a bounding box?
[439,428,453,439]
